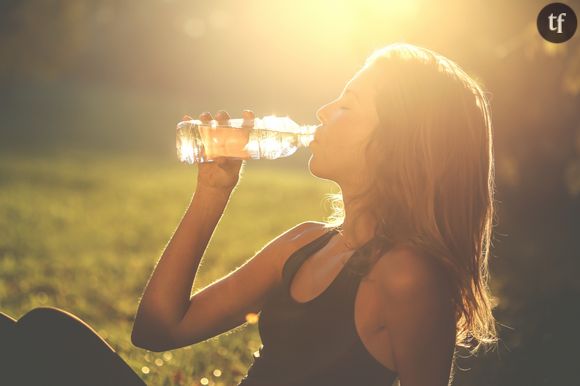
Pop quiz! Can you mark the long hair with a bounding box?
[322,43,499,355]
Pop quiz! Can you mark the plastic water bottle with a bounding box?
[176,115,317,164]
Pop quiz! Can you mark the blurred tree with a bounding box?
[0,0,95,81]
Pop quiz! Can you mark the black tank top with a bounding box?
[237,227,398,386]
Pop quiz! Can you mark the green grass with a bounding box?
[0,149,337,386]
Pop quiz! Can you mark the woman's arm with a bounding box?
[132,187,323,352]
[376,247,456,386]
[132,109,248,351]
[131,185,232,350]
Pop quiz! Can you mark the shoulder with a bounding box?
[373,248,456,385]
[269,221,326,247]
[284,221,330,251]
[371,247,457,384]
[288,221,328,240]
[371,246,455,326]
[271,221,329,271]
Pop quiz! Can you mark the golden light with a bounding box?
[176,121,196,163]
[360,0,420,19]
[183,17,206,39]
[245,312,259,324]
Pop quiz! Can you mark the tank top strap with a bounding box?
[282,227,338,287]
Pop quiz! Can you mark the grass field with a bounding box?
[0,149,336,385]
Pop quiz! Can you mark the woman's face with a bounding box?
[309,67,380,189]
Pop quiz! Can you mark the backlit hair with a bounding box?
[323,42,499,356]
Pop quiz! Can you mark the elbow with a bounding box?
[130,328,150,350]
[131,323,176,352]
[131,331,174,352]
[131,305,178,352]
[130,325,152,350]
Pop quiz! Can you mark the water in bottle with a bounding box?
[176,115,317,164]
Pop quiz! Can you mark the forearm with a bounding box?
[133,186,232,342]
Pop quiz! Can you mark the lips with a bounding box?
[312,126,323,143]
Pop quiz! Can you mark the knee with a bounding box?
[0,311,17,340]
[0,311,17,327]
[19,306,69,322]
[17,306,89,333]
[16,306,114,349]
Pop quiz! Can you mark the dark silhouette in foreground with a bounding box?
[0,307,146,386]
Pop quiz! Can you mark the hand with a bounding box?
[190,110,255,194]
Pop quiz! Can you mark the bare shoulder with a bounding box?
[286,221,328,244]
[370,247,457,385]
[272,221,328,275]
[370,246,455,323]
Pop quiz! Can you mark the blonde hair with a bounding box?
[323,43,499,355]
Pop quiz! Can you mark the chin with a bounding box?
[307,155,320,177]
[308,154,327,180]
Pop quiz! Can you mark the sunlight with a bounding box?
[3,1,574,385]
[362,0,419,19]
[176,122,195,163]
[183,17,205,39]
[245,312,259,324]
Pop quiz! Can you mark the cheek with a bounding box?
[309,117,372,176]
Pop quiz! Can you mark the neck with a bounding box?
[337,191,377,250]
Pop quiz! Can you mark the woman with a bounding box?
[132,43,499,385]
[1,42,498,386]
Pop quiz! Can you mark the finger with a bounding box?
[182,114,193,121]
[215,110,230,126]
[199,141,208,161]
[242,109,255,128]
[199,112,213,125]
